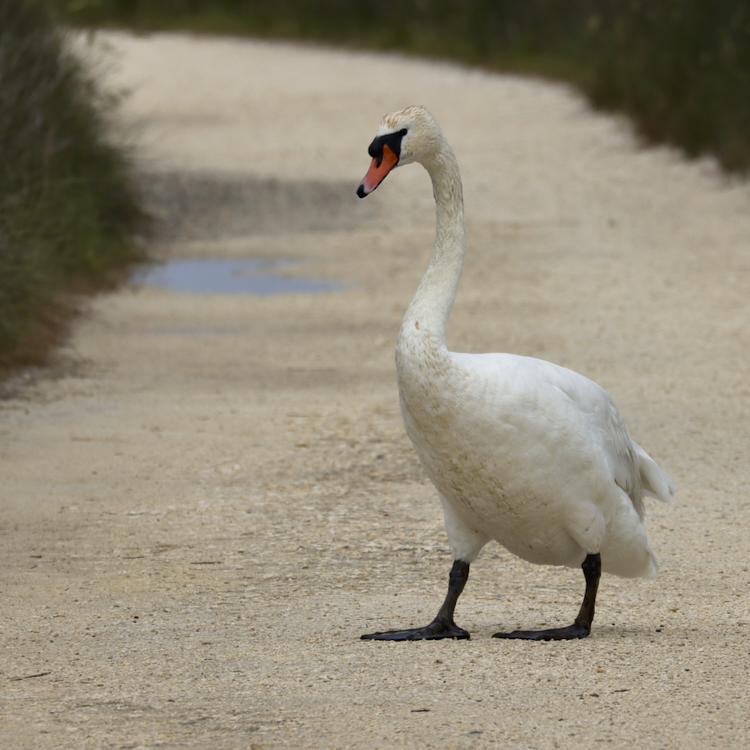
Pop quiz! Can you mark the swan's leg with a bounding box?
[361,560,471,640]
[493,553,601,641]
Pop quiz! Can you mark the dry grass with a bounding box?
[0,0,145,372]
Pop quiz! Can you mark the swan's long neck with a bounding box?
[399,142,466,353]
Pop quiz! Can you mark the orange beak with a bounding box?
[357,144,399,198]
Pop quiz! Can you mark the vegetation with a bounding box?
[53,0,750,174]
[0,0,144,373]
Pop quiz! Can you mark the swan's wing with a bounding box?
[489,354,673,516]
[533,360,646,513]
[531,357,677,513]
[449,352,674,516]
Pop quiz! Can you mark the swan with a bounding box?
[356,105,674,641]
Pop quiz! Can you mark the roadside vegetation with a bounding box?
[0,0,144,375]
[52,0,750,174]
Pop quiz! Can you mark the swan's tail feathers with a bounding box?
[634,442,675,504]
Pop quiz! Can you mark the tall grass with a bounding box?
[587,1,750,170]
[0,0,145,373]
[54,0,750,174]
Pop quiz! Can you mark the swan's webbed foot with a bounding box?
[362,617,470,641]
[361,559,471,642]
[493,552,601,642]
[492,621,590,641]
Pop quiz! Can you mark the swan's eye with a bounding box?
[368,128,408,165]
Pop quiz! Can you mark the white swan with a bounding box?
[357,106,674,641]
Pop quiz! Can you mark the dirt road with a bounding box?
[2,31,750,749]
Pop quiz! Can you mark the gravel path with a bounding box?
[2,31,750,749]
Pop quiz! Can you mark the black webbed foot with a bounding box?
[492,621,590,641]
[362,617,469,641]
[361,559,471,642]
[493,553,601,642]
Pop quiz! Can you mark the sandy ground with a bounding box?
[2,31,750,750]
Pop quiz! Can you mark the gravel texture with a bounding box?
[2,31,750,750]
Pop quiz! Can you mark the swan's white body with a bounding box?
[362,106,674,584]
[399,346,671,577]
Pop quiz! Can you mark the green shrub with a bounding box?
[587,1,750,170]
[0,0,144,371]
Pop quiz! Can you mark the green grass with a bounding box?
[0,0,146,373]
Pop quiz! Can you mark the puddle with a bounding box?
[132,259,343,295]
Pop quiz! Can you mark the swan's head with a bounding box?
[357,105,444,198]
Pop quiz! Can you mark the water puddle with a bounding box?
[132,259,343,295]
